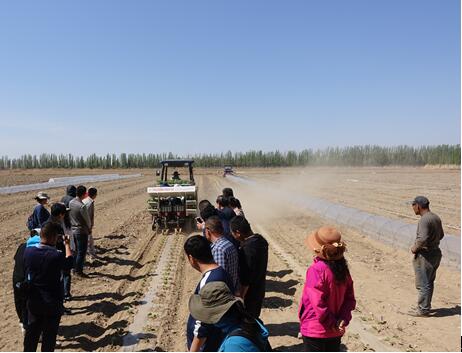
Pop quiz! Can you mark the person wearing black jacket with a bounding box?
[230,216,268,319]
[23,222,73,352]
[28,192,50,232]
[60,185,76,208]
[216,195,239,248]
[12,231,40,332]
[45,203,73,302]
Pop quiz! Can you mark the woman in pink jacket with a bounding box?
[299,226,356,352]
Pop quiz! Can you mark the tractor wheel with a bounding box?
[152,221,160,235]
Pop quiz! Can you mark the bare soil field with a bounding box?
[0,169,141,187]
[240,167,460,236]
[0,167,459,352]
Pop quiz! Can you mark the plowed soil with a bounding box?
[0,167,459,352]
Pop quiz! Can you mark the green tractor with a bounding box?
[147,159,198,234]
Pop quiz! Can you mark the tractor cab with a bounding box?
[158,159,195,186]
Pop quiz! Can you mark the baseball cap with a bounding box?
[411,196,430,208]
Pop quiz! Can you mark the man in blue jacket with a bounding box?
[27,192,50,232]
[23,222,73,352]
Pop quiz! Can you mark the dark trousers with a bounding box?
[24,312,61,352]
[245,297,263,319]
[74,231,88,273]
[302,336,341,352]
[413,249,442,313]
[63,267,72,297]
[13,285,27,325]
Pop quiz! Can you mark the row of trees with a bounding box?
[0,145,459,169]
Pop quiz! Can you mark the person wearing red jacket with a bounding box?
[299,226,356,352]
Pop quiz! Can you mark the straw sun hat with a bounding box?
[305,226,346,261]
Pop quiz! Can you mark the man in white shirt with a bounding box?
[83,187,98,259]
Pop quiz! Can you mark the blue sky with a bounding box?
[0,0,460,157]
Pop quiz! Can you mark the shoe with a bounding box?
[75,271,89,278]
[407,309,430,317]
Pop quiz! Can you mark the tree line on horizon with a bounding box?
[0,145,459,170]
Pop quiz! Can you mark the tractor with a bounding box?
[147,159,197,234]
[223,165,234,177]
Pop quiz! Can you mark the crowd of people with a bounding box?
[12,183,445,352]
[186,188,270,351]
[13,185,98,352]
[182,191,445,352]
[186,188,357,352]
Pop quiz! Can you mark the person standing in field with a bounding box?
[230,216,268,319]
[184,235,235,352]
[44,203,74,304]
[189,281,271,352]
[409,196,444,317]
[204,216,240,292]
[222,187,234,199]
[27,192,51,232]
[69,185,92,277]
[13,231,39,334]
[83,187,98,259]
[299,226,356,352]
[60,185,76,208]
[216,195,239,248]
[229,197,245,218]
[23,222,73,352]
[196,200,217,234]
[60,185,77,253]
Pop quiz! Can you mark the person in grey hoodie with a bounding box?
[69,185,91,277]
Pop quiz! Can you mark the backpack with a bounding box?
[26,213,36,231]
[219,320,272,352]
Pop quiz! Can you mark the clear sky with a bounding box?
[0,0,460,157]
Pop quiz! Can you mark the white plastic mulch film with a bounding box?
[0,174,142,195]
[229,175,460,269]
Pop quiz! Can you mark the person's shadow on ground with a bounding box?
[430,305,460,317]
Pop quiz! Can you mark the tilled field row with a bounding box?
[55,210,162,351]
[123,231,189,352]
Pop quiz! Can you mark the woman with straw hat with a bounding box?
[299,226,356,352]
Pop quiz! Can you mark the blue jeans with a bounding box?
[63,262,73,296]
[74,231,88,273]
[413,249,442,313]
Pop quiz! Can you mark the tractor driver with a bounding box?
[172,170,181,180]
